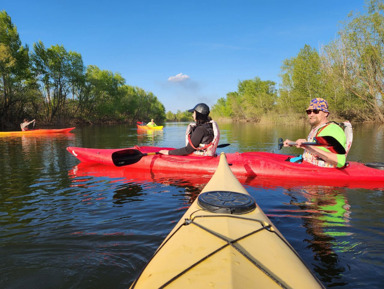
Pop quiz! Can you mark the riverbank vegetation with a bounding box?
[210,0,384,123]
[0,11,165,130]
[1,0,383,130]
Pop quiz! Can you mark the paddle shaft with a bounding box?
[112,144,230,167]
[285,141,322,147]
[278,136,346,154]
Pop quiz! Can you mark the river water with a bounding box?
[1,122,384,289]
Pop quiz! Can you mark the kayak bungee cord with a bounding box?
[131,210,309,289]
[178,214,289,289]
[128,153,325,288]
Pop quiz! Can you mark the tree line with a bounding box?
[210,0,384,123]
[2,0,384,129]
[0,11,166,130]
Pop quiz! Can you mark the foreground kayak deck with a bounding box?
[130,153,324,288]
[67,146,384,189]
[0,127,75,136]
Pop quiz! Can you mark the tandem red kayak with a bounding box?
[67,145,384,189]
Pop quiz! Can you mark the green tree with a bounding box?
[0,10,33,128]
[83,66,165,123]
[279,45,323,112]
[321,0,384,122]
[238,77,276,116]
[84,65,125,120]
[220,77,277,121]
[31,41,85,121]
[211,97,232,118]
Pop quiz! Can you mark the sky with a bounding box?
[2,0,366,113]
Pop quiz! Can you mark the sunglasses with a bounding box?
[306,109,321,115]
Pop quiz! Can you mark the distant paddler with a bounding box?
[146,119,157,127]
[20,118,36,131]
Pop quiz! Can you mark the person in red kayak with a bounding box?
[159,103,220,156]
[283,98,347,168]
[20,118,35,131]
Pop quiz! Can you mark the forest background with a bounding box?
[1,0,384,130]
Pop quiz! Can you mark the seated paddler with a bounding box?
[159,103,220,156]
[283,98,351,168]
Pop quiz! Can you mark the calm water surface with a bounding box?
[1,122,384,289]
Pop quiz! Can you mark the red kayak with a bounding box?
[0,127,75,137]
[66,146,384,189]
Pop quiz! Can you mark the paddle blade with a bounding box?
[277,138,284,150]
[112,149,144,166]
[315,136,346,154]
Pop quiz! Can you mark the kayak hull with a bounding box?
[66,145,384,189]
[0,127,75,136]
[129,153,324,288]
[136,125,163,130]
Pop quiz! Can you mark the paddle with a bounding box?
[112,144,231,167]
[278,136,346,154]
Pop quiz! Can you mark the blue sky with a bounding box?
[3,0,365,112]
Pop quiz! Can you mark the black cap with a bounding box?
[188,103,210,115]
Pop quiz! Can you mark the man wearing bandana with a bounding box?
[283,98,347,168]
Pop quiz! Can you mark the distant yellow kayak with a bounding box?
[130,153,324,289]
[136,124,163,130]
[0,127,75,137]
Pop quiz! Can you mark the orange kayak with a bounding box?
[0,127,75,137]
[136,124,163,130]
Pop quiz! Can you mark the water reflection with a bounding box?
[2,124,384,288]
[280,186,356,286]
[113,184,145,205]
[136,128,164,146]
[69,163,205,206]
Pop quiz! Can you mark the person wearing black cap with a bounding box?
[159,103,220,156]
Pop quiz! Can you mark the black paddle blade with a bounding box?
[277,138,284,150]
[112,149,144,166]
[217,143,230,148]
[314,136,346,154]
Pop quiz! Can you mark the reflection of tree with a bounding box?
[0,135,76,235]
[285,186,353,286]
[136,129,163,146]
[112,180,204,207]
[71,162,209,207]
[113,184,144,205]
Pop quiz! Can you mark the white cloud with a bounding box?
[168,73,190,82]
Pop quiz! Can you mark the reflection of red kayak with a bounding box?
[69,162,210,188]
[66,146,384,189]
[67,161,359,190]
[0,127,75,137]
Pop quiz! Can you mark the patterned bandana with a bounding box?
[307,98,329,113]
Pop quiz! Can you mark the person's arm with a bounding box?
[283,139,307,147]
[288,124,346,167]
[301,145,339,166]
[287,138,343,167]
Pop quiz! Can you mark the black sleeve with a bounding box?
[169,126,206,156]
